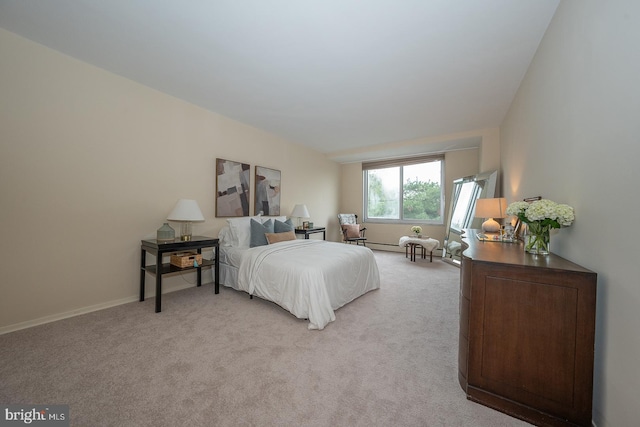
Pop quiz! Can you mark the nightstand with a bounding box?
[140,236,219,312]
[294,227,326,240]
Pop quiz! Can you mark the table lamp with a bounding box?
[474,197,507,233]
[290,204,310,229]
[167,199,205,241]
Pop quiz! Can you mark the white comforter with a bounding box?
[237,239,380,330]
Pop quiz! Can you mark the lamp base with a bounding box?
[179,222,192,241]
[482,218,501,232]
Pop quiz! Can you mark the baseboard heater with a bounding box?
[366,241,443,253]
[367,241,443,254]
[366,242,399,247]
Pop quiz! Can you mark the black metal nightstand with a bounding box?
[294,227,326,240]
[140,236,219,312]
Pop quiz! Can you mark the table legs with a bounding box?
[140,248,146,301]
[141,244,220,311]
[196,248,202,287]
[406,243,433,262]
[155,254,162,313]
[214,246,220,294]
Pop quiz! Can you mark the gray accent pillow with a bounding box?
[250,219,274,247]
[274,218,294,233]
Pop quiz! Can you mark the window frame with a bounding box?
[362,155,445,225]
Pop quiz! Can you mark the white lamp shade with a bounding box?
[290,204,310,218]
[474,198,507,219]
[167,199,205,221]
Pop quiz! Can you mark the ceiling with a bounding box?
[0,0,559,161]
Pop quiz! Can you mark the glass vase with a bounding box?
[525,223,550,255]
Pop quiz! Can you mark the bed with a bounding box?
[218,216,380,330]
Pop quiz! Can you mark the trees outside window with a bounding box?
[364,158,443,224]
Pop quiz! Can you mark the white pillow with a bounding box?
[226,216,262,247]
[260,216,287,224]
[218,226,234,247]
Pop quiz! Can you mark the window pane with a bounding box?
[364,159,443,223]
[402,162,442,221]
[367,168,400,219]
[450,181,476,231]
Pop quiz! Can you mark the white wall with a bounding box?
[0,29,340,332]
[500,1,640,425]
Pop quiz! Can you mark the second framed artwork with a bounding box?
[254,166,281,216]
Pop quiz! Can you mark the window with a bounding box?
[363,156,444,224]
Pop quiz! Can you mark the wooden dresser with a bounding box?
[458,229,597,426]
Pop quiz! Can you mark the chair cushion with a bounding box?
[342,224,361,238]
[338,214,357,225]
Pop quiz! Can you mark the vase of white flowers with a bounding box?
[411,225,422,238]
[506,199,575,255]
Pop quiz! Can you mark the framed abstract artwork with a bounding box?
[215,158,250,217]
[254,166,281,216]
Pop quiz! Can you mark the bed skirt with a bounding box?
[219,262,241,291]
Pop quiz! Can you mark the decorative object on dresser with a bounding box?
[506,198,575,255]
[474,197,507,232]
[458,229,596,427]
[167,199,205,241]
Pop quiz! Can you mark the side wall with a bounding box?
[500,1,640,425]
[0,29,340,331]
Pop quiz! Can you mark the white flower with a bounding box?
[411,225,422,234]
[525,199,557,222]
[505,201,529,217]
[555,203,575,226]
[506,199,575,228]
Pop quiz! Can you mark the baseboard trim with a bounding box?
[0,282,209,335]
[367,241,444,255]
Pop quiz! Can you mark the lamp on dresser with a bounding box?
[474,197,507,232]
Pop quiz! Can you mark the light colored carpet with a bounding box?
[0,250,527,426]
